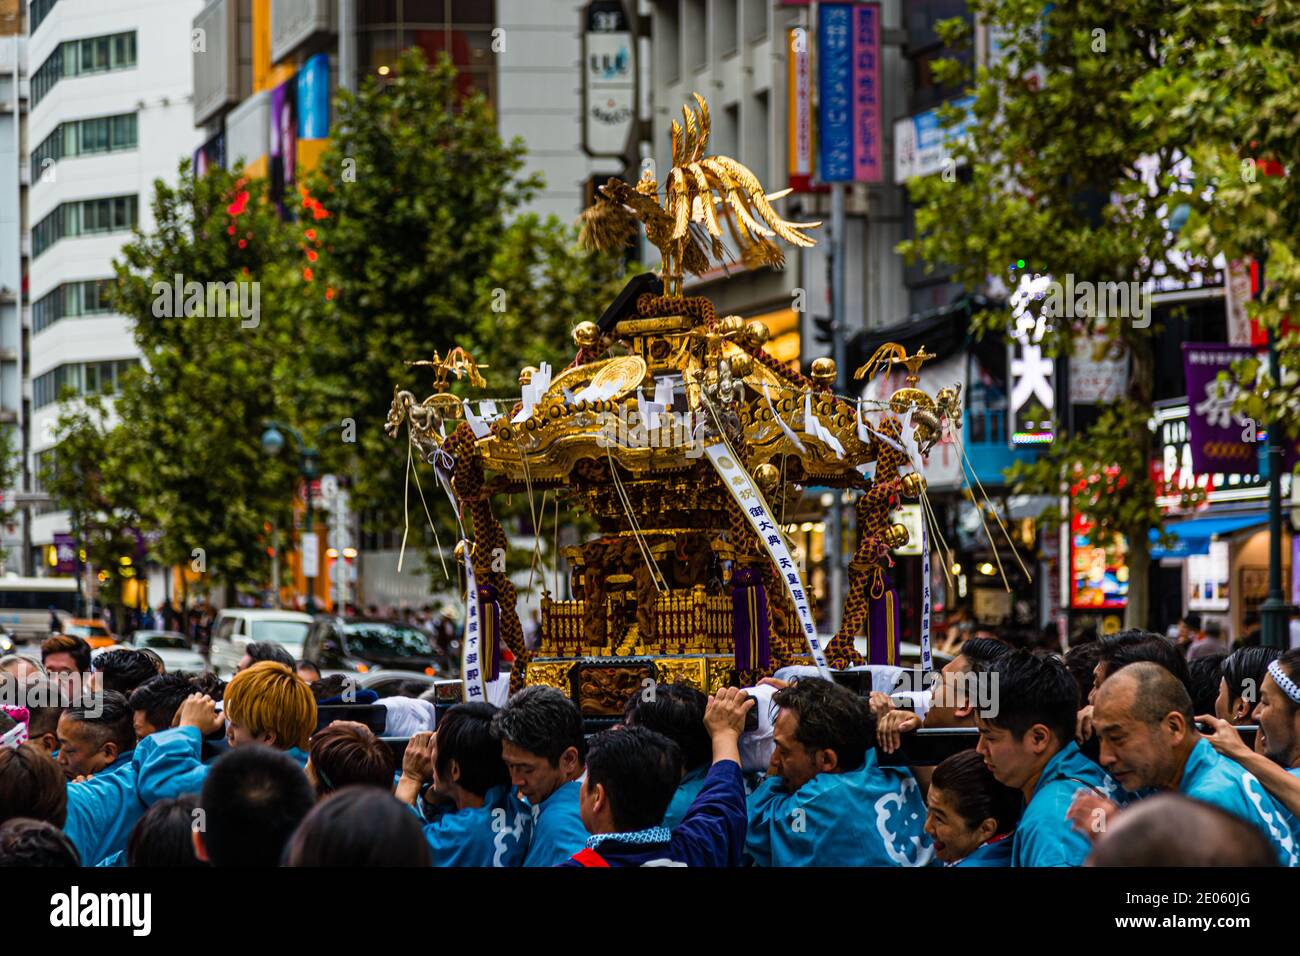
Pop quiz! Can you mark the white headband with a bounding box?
[1268,659,1300,705]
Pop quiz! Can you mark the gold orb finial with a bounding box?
[573,322,600,349]
[810,357,837,387]
[747,320,770,346]
[901,472,927,499]
[728,353,753,378]
[754,462,780,492]
[883,523,910,549]
[519,365,538,386]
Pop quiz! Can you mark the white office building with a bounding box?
[0,10,27,573]
[26,0,203,571]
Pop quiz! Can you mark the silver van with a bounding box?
[208,609,314,677]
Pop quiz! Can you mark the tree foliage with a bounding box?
[112,165,306,597]
[897,0,1236,627]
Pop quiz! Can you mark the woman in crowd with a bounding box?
[1215,646,1281,725]
[924,750,1022,867]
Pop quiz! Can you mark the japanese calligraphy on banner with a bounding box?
[1183,343,1263,475]
[817,3,882,183]
[460,541,486,703]
[704,443,832,678]
[1183,342,1300,475]
[787,27,813,192]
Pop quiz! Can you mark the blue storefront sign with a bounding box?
[818,3,882,183]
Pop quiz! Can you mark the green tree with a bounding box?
[0,431,20,569]
[898,0,1216,629]
[38,398,140,622]
[295,50,626,571]
[113,164,307,601]
[1128,2,1300,442]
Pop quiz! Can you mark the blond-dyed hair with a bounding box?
[224,661,316,751]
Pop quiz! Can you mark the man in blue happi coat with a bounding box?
[396,701,532,866]
[975,650,1118,867]
[746,677,934,867]
[1089,661,1297,866]
[623,681,712,828]
[490,686,589,866]
[135,662,315,804]
[559,686,754,867]
[58,691,146,867]
[1197,651,1300,845]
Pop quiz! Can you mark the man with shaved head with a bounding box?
[1091,662,1298,866]
[1087,793,1278,867]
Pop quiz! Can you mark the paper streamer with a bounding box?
[802,393,844,458]
[920,519,933,675]
[763,383,806,453]
[459,542,487,703]
[705,443,832,679]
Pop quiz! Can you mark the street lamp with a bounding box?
[261,421,336,613]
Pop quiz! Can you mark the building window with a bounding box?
[685,0,706,72]
[32,195,138,259]
[31,0,60,35]
[744,0,767,43]
[33,359,140,410]
[32,279,116,335]
[716,0,738,59]
[32,113,138,172]
[355,0,497,107]
[31,31,137,108]
[658,0,682,85]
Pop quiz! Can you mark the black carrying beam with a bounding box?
[595,272,663,334]
[876,726,1260,767]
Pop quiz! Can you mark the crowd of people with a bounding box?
[0,622,1298,867]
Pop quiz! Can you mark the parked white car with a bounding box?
[208,609,313,677]
[126,630,207,673]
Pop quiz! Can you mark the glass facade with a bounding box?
[32,114,138,172]
[33,359,140,410]
[32,195,138,259]
[30,0,60,35]
[31,32,138,107]
[32,280,116,335]
[357,0,496,106]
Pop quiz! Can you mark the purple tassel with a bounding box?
[479,584,501,683]
[864,569,900,666]
[731,568,771,671]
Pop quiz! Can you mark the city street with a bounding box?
[0,0,1297,930]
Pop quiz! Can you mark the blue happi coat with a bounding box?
[1176,738,1298,867]
[521,778,588,867]
[663,765,710,830]
[134,726,308,804]
[745,749,934,867]
[1012,741,1117,867]
[418,784,533,867]
[949,833,1013,867]
[557,760,747,867]
[62,750,146,867]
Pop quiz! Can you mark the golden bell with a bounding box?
[728,353,753,378]
[810,357,836,387]
[519,365,538,386]
[573,321,600,348]
[747,320,770,346]
[884,523,909,548]
[901,472,927,499]
[754,462,780,492]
